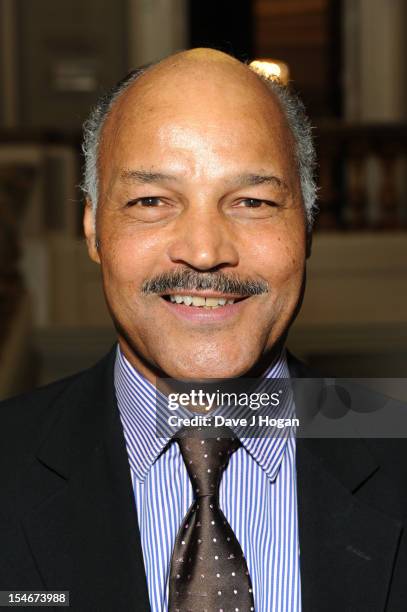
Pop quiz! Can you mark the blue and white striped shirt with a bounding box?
[115,346,301,611]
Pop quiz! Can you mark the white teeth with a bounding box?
[205,297,220,307]
[191,296,206,307]
[166,295,236,307]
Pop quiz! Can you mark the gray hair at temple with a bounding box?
[81,60,318,230]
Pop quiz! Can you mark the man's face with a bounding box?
[84,55,307,380]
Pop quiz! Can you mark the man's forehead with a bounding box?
[98,49,294,190]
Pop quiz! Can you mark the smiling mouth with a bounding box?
[161,294,249,308]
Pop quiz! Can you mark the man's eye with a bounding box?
[126,197,162,207]
[239,198,276,208]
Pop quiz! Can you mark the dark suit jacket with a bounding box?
[1,347,407,611]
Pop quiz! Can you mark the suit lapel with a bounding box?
[289,353,402,612]
[19,349,151,612]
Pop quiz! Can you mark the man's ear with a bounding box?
[83,200,101,264]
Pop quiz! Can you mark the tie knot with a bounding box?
[175,425,240,497]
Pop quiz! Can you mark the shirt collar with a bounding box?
[115,344,292,483]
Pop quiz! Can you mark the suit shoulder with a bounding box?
[1,369,84,419]
[0,370,86,458]
[0,345,116,422]
[0,347,116,457]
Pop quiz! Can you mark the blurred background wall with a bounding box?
[0,0,406,398]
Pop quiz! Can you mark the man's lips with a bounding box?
[158,291,251,322]
[160,290,249,302]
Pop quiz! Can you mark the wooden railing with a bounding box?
[315,121,407,230]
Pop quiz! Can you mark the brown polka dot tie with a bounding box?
[168,425,255,612]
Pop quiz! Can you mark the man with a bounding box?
[1,48,406,611]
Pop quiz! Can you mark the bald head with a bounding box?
[82,47,317,228]
[102,47,284,134]
[155,46,242,68]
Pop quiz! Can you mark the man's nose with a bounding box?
[167,204,239,270]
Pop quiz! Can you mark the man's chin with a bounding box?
[155,354,260,381]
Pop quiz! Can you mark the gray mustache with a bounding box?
[141,269,269,296]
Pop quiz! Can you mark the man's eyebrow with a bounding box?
[119,169,289,190]
[119,169,176,183]
[233,173,289,190]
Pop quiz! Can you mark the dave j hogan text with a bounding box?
[167,414,299,429]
